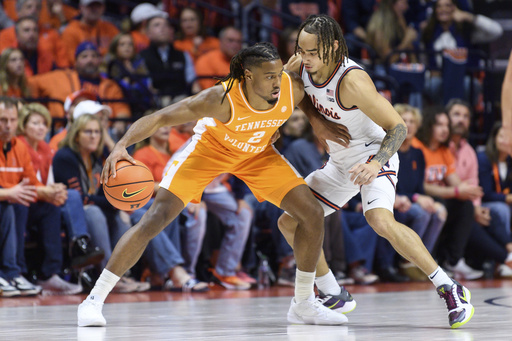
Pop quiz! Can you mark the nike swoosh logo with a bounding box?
[429,270,439,280]
[238,116,251,121]
[305,86,310,89]
[122,187,146,198]
[365,140,375,147]
[367,198,378,205]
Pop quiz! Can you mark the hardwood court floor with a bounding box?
[0,280,511,340]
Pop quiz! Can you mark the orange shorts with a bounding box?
[159,132,306,207]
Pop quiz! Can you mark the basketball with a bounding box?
[103,160,154,211]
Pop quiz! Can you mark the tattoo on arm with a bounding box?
[373,123,407,166]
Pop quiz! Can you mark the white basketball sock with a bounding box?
[295,269,316,302]
[315,270,341,295]
[428,266,453,288]
[88,269,120,303]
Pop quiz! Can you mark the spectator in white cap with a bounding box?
[130,3,168,53]
[61,0,119,63]
[73,100,115,151]
[49,89,97,151]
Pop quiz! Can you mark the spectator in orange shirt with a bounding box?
[415,106,484,280]
[11,16,65,77]
[0,96,83,295]
[3,0,79,32]
[0,48,32,98]
[195,26,242,90]
[28,42,131,120]
[129,3,168,54]
[61,0,119,64]
[174,7,220,63]
[39,0,80,31]
[0,0,69,70]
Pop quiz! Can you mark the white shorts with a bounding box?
[305,153,399,216]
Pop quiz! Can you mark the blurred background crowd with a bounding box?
[1,0,512,297]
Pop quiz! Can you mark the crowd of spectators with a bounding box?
[0,0,511,298]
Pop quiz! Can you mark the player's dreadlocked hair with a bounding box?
[295,14,349,66]
[216,42,280,103]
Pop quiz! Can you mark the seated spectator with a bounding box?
[71,100,116,150]
[476,122,512,276]
[4,16,68,77]
[48,89,98,150]
[131,126,209,292]
[393,103,446,281]
[447,99,512,275]
[421,0,502,105]
[61,0,119,64]
[0,96,82,295]
[366,0,419,64]
[39,0,80,32]
[28,42,131,120]
[0,202,41,297]
[106,33,154,119]
[0,48,32,98]
[140,16,199,106]
[415,105,484,280]
[275,108,308,154]
[195,26,243,90]
[278,27,300,65]
[341,0,377,56]
[0,0,69,69]
[17,103,105,269]
[129,3,168,54]
[52,114,148,293]
[173,7,220,64]
[3,0,79,30]
[0,5,14,29]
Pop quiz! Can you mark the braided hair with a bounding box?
[217,42,280,103]
[295,15,349,66]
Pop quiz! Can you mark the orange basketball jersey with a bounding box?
[194,71,295,157]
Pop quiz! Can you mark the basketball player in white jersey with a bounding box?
[279,15,474,329]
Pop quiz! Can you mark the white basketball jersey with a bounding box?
[300,58,386,167]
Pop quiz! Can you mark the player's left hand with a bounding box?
[310,114,351,152]
[349,160,381,186]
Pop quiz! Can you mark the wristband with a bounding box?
[454,186,459,198]
[412,193,419,202]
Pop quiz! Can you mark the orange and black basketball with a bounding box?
[103,160,154,211]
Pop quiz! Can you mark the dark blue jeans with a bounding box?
[0,202,21,279]
[13,201,63,279]
[60,189,90,241]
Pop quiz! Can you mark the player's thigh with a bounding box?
[305,161,359,217]
[235,146,306,208]
[360,154,399,215]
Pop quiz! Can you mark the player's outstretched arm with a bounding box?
[101,86,230,183]
[502,50,512,154]
[285,54,351,150]
[342,70,406,185]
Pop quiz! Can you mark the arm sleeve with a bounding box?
[471,15,503,44]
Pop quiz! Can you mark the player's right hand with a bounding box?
[101,144,136,184]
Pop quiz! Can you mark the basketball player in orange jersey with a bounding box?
[77,42,349,327]
[278,15,474,329]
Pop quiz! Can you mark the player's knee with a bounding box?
[366,213,394,239]
[294,201,323,227]
[136,208,174,239]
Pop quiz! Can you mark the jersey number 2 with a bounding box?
[247,131,266,144]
